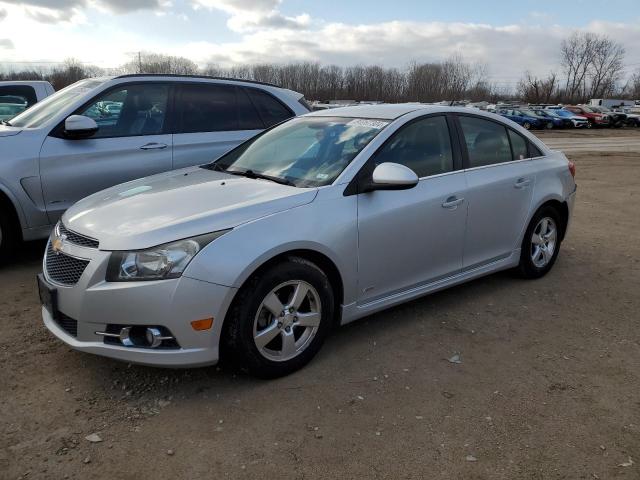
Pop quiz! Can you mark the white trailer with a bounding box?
[589,98,636,108]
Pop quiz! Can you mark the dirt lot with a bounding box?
[1,129,639,479]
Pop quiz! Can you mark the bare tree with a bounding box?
[561,31,626,102]
[518,71,560,103]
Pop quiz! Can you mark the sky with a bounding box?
[0,0,638,87]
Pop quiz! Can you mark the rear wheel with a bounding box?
[0,208,18,264]
[222,257,334,378]
[523,122,531,130]
[517,206,563,279]
[545,122,554,129]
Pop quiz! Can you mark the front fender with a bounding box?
[183,187,359,305]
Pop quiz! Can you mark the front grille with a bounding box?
[55,313,78,337]
[59,223,99,249]
[45,243,90,286]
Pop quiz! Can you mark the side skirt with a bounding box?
[339,250,520,326]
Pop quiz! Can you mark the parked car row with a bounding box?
[492,103,640,129]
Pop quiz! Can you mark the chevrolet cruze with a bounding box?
[39,104,577,377]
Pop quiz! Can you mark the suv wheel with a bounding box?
[0,208,17,264]
[223,257,334,378]
[517,206,563,279]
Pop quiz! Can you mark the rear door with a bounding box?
[456,114,537,269]
[39,82,173,222]
[172,83,294,169]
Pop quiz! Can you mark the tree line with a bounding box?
[1,32,637,103]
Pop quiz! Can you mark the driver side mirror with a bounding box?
[364,162,419,192]
[64,115,98,139]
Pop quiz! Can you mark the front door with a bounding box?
[356,115,467,304]
[40,83,173,222]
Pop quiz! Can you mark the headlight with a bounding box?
[106,230,229,282]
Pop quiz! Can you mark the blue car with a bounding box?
[498,109,545,130]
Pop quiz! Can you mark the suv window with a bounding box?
[245,88,293,127]
[458,116,512,168]
[508,129,528,160]
[176,84,265,133]
[79,84,169,138]
[372,115,453,178]
[0,85,37,121]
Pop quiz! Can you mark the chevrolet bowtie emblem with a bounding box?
[52,234,67,254]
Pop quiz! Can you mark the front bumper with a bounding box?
[40,241,237,368]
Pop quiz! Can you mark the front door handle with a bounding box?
[514,178,531,189]
[442,196,464,209]
[140,142,168,150]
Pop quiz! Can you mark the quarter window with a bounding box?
[372,115,454,178]
[0,85,37,121]
[508,129,528,160]
[79,84,169,138]
[458,116,512,168]
[245,88,293,127]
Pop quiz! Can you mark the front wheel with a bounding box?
[517,206,563,279]
[222,257,335,378]
[0,208,18,264]
[546,122,554,129]
[523,122,531,130]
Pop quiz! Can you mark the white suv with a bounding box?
[0,75,309,259]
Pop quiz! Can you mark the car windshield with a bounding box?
[556,110,573,117]
[206,116,389,188]
[9,78,105,128]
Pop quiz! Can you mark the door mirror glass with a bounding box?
[369,162,419,191]
[64,115,98,139]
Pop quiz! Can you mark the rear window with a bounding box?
[508,129,528,160]
[458,116,512,168]
[0,85,37,121]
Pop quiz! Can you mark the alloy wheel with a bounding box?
[530,217,557,268]
[253,280,322,362]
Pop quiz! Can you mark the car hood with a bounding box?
[63,167,318,250]
[0,125,22,137]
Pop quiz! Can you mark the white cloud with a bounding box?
[192,0,309,32]
[0,38,13,49]
[0,7,6,20]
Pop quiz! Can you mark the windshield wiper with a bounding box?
[226,168,296,187]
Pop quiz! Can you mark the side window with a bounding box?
[236,87,265,130]
[177,83,238,133]
[0,85,37,120]
[529,142,543,158]
[245,88,293,127]
[372,115,453,178]
[458,116,512,168]
[508,129,528,160]
[79,84,168,138]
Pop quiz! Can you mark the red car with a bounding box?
[564,105,609,128]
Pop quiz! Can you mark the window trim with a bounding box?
[343,112,462,196]
[48,81,175,140]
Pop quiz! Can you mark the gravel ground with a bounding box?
[1,129,639,479]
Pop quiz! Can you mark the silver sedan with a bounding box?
[39,104,577,377]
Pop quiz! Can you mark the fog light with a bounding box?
[145,327,174,348]
[191,318,214,331]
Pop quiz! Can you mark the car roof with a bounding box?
[305,103,509,121]
[113,73,280,88]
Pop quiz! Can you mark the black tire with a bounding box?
[586,120,594,129]
[222,256,335,378]
[523,122,531,130]
[517,205,563,279]
[546,122,553,129]
[0,208,18,264]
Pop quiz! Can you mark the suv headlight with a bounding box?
[106,230,229,282]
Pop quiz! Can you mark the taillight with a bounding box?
[568,161,576,178]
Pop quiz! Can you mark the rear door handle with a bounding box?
[140,142,168,150]
[514,178,531,188]
[442,196,464,209]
